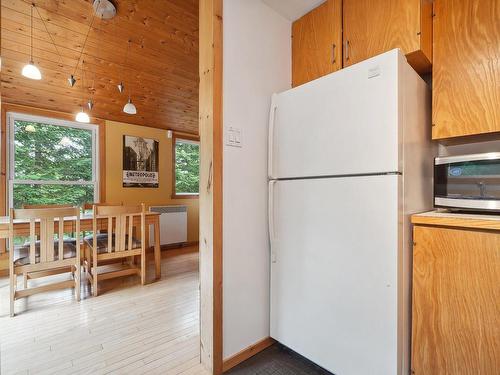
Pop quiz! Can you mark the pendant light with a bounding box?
[76,110,90,123]
[122,40,137,115]
[76,61,90,123]
[22,4,42,80]
[123,97,137,114]
[68,75,76,87]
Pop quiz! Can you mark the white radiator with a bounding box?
[149,205,188,245]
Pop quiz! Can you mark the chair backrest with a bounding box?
[23,204,74,209]
[9,207,80,265]
[92,204,146,253]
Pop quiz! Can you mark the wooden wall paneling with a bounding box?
[342,0,430,73]
[292,0,342,87]
[199,0,223,373]
[412,226,500,374]
[1,0,200,133]
[432,0,500,139]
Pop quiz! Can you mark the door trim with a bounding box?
[199,0,223,374]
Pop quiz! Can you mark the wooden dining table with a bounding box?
[0,211,162,280]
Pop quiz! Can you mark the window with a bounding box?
[8,113,98,209]
[172,135,200,198]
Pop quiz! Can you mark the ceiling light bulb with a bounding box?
[87,99,94,110]
[123,98,137,114]
[75,108,90,123]
[21,61,42,80]
[117,82,124,93]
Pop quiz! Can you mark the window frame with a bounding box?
[171,134,200,199]
[7,112,99,209]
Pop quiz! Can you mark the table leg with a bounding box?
[154,218,161,280]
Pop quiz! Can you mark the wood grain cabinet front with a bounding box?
[411,225,500,374]
[432,0,500,139]
[342,0,432,73]
[292,0,342,87]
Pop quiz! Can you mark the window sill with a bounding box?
[171,194,199,200]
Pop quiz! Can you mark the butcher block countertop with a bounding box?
[411,210,500,231]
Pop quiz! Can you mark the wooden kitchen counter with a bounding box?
[411,209,500,231]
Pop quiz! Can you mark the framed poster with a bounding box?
[122,135,159,187]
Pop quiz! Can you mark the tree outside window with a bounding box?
[173,136,199,198]
[9,113,98,209]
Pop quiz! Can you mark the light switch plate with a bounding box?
[226,126,242,148]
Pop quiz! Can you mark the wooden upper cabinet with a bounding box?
[292,0,342,87]
[342,0,432,73]
[432,0,500,139]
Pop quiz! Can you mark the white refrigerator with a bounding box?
[268,49,435,375]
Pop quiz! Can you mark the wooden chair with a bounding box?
[22,204,79,285]
[84,204,146,296]
[9,207,81,317]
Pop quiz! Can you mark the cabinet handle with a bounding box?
[345,40,350,61]
[332,43,336,64]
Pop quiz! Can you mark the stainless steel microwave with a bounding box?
[434,152,500,212]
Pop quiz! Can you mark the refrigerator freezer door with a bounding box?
[270,175,400,375]
[269,49,403,179]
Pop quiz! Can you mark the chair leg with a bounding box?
[140,251,146,285]
[23,272,28,289]
[75,264,81,302]
[10,273,15,317]
[92,250,98,297]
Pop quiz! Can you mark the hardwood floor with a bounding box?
[0,246,209,375]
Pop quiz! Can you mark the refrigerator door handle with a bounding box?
[268,180,277,263]
[268,94,278,179]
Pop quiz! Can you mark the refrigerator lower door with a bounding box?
[269,175,400,375]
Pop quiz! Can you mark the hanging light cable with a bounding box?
[88,68,96,110]
[76,60,90,123]
[21,4,42,80]
[69,0,100,87]
[122,39,137,115]
[33,4,64,70]
[117,34,129,93]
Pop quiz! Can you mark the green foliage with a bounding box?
[175,141,200,194]
[12,120,95,208]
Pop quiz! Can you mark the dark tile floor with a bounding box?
[226,344,332,375]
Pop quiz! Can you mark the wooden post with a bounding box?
[199,0,223,373]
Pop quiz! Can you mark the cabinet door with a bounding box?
[412,226,500,374]
[343,0,429,71]
[432,0,500,139]
[292,0,342,87]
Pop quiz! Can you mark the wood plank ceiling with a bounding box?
[1,0,199,134]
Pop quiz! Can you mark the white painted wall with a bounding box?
[223,0,291,359]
